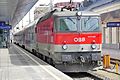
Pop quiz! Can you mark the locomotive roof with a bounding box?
[36,10,100,25]
[53,11,100,17]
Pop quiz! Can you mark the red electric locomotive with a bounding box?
[35,10,102,72]
[14,10,102,72]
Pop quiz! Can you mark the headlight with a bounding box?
[62,45,68,50]
[91,44,97,49]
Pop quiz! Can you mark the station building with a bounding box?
[82,0,120,49]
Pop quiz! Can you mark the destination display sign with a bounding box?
[0,26,12,30]
[0,21,12,30]
[107,22,120,27]
[0,24,12,30]
[0,22,5,26]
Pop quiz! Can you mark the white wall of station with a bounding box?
[101,9,120,46]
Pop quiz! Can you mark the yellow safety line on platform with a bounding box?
[14,45,71,80]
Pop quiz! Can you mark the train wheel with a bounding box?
[45,56,48,62]
[39,54,43,59]
[51,59,55,67]
[48,58,54,65]
[42,56,45,61]
[32,49,35,55]
[46,58,50,64]
[22,45,25,49]
[36,52,39,57]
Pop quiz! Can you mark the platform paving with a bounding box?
[91,66,120,80]
[94,48,120,80]
[0,44,73,80]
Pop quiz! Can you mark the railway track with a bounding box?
[66,72,103,80]
[63,57,120,80]
[110,58,120,65]
[101,56,120,65]
[101,56,120,72]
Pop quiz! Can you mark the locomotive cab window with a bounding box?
[55,17,77,32]
[81,16,100,32]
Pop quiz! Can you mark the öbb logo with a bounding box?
[74,37,86,42]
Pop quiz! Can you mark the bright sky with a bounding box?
[38,0,84,5]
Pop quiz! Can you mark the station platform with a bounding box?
[89,66,120,80]
[0,44,72,80]
[92,48,120,80]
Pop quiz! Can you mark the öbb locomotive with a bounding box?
[14,10,102,72]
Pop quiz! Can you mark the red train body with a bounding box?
[14,10,102,72]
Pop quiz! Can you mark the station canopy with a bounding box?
[0,0,38,27]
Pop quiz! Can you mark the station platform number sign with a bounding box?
[107,22,120,27]
[0,22,12,30]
